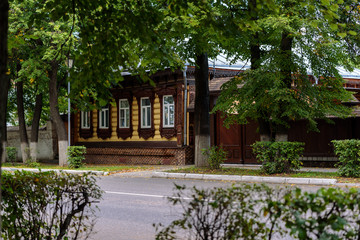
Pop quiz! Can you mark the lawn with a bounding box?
[2,163,157,173]
[168,166,360,183]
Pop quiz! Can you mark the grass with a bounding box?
[168,166,360,183]
[2,162,157,173]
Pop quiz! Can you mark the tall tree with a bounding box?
[164,0,224,166]
[8,0,77,166]
[0,0,9,233]
[213,0,359,141]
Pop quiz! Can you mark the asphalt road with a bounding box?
[90,173,337,240]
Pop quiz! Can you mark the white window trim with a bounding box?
[141,97,151,129]
[119,99,130,129]
[99,107,109,129]
[163,95,175,128]
[81,111,90,129]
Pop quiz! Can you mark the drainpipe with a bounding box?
[213,58,216,79]
[183,64,188,146]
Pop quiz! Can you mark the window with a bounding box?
[99,107,109,128]
[163,95,174,127]
[81,111,90,129]
[119,99,130,128]
[141,97,151,128]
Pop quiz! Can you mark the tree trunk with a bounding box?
[0,0,9,234]
[194,53,210,167]
[249,0,272,142]
[49,61,68,166]
[16,80,30,163]
[275,31,293,142]
[30,93,43,162]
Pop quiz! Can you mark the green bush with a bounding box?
[25,159,41,168]
[156,185,360,240]
[67,146,86,168]
[1,170,103,239]
[332,139,360,177]
[202,146,227,169]
[252,141,304,174]
[5,147,17,164]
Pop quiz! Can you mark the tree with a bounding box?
[164,1,226,166]
[212,0,359,141]
[8,0,76,166]
[0,0,9,233]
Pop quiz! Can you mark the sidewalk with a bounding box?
[151,164,359,187]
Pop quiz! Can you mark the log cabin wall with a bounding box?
[73,69,194,165]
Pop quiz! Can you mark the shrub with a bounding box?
[67,146,86,168]
[332,139,360,177]
[156,185,360,240]
[1,170,103,239]
[155,184,286,240]
[202,146,227,169]
[5,147,17,164]
[25,159,41,168]
[252,141,304,174]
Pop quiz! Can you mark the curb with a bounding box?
[2,167,109,176]
[152,172,338,185]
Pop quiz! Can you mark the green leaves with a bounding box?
[1,170,103,239]
[67,145,86,168]
[252,141,304,174]
[157,184,360,239]
[201,146,227,169]
[332,139,360,177]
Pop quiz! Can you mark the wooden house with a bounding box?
[209,71,360,167]
[72,68,195,165]
[71,65,360,166]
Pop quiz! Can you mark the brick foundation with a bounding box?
[84,146,194,165]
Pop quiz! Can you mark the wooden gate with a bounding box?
[216,113,260,164]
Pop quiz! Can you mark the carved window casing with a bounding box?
[97,105,112,139]
[163,96,175,128]
[134,90,155,139]
[119,99,130,128]
[79,111,93,139]
[114,91,133,140]
[157,87,177,139]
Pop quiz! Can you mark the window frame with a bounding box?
[163,95,175,128]
[140,97,151,129]
[99,107,109,129]
[119,99,130,129]
[81,111,91,129]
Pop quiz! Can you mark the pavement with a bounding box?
[3,164,359,187]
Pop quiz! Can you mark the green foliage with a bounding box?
[67,146,86,168]
[155,184,286,240]
[156,185,360,240]
[212,69,352,132]
[5,147,17,164]
[211,0,358,134]
[201,146,227,169]
[252,141,304,174]
[332,139,360,177]
[25,159,41,168]
[1,170,103,239]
